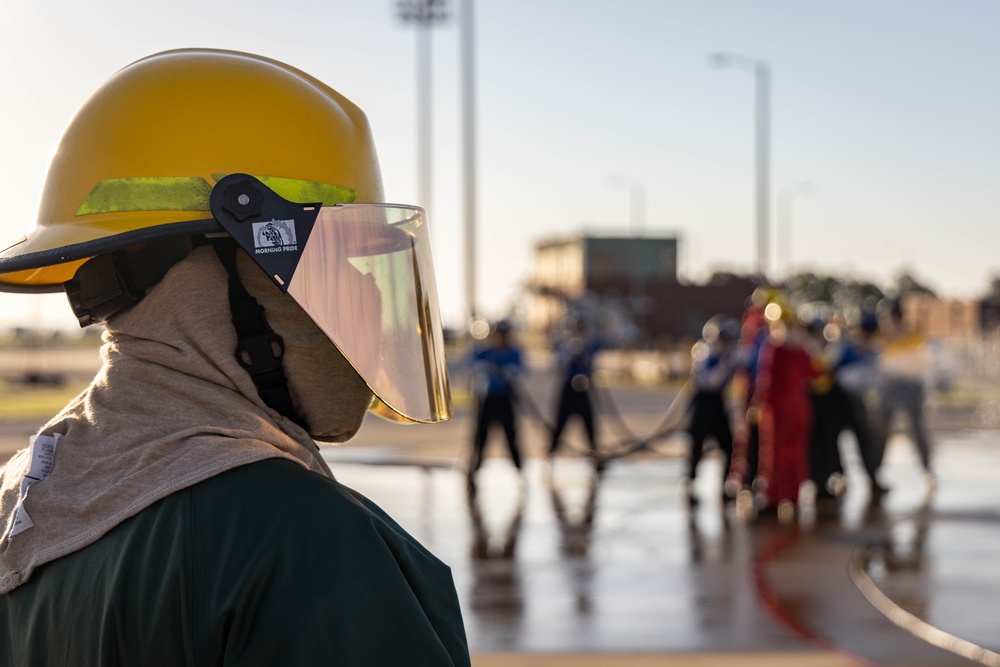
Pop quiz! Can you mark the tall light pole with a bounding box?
[396,0,449,216]
[776,181,815,277]
[709,52,771,279]
[459,0,478,322]
[606,174,647,237]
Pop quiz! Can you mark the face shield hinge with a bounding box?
[212,240,309,430]
[210,173,321,293]
[219,178,264,221]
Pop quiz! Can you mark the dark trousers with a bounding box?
[549,381,596,453]
[876,378,932,471]
[743,425,760,488]
[470,393,522,473]
[835,386,882,485]
[686,391,733,480]
[809,390,844,497]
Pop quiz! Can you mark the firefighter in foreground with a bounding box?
[0,49,470,666]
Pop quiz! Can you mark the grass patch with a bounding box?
[934,380,1000,408]
[0,380,87,421]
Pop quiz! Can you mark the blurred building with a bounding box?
[527,234,754,345]
[901,293,981,339]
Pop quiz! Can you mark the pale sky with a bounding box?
[2,1,999,329]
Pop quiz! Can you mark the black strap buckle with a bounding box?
[235,330,285,373]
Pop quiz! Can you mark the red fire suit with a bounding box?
[753,336,816,510]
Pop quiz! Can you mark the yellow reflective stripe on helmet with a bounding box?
[75,175,358,216]
[213,174,357,206]
[75,177,214,215]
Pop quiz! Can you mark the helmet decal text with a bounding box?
[252,219,298,254]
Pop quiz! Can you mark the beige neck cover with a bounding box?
[0,245,360,593]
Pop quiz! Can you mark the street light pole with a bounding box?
[417,28,433,214]
[709,52,771,279]
[460,0,478,322]
[396,0,449,216]
[754,61,770,280]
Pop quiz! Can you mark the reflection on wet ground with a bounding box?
[326,428,1000,666]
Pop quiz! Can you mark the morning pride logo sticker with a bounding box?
[252,219,298,254]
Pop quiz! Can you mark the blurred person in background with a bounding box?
[750,299,817,520]
[873,298,935,489]
[727,289,772,498]
[548,320,602,461]
[804,314,847,507]
[0,49,469,665]
[836,312,888,502]
[467,320,525,490]
[683,316,740,507]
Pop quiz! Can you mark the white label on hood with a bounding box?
[7,433,60,539]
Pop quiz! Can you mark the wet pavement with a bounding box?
[323,405,1000,666]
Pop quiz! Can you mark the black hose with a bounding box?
[597,381,694,462]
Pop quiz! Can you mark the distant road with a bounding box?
[0,345,101,382]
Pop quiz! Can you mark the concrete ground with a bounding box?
[2,371,999,666]
[322,431,1000,667]
[319,372,1000,667]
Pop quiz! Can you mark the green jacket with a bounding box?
[1,458,470,666]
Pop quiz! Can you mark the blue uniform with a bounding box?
[549,335,601,455]
[468,340,524,476]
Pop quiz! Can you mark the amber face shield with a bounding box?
[0,173,450,423]
[209,175,451,424]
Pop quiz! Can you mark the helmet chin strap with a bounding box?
[211,240,309,431]
[65,237,194,327]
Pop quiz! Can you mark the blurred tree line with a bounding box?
[707,269,939,313]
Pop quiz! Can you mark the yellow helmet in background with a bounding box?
[0,48,383,290]
[760,291,795,326]
[749,285,781,309]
